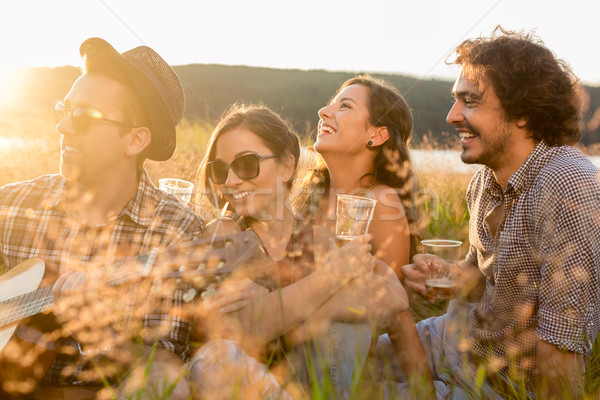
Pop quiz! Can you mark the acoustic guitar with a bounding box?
[0,231,263,398]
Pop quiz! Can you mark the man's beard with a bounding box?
[460,121,512,171]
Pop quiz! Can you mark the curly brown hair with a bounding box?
[448,26,583,146]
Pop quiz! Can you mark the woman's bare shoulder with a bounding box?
[365,184,397,197]
[366,184,403,207]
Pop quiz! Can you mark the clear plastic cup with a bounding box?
[159,178,194,204]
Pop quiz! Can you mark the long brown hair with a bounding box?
[294,74,422,255]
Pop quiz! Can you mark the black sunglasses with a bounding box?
[54,100,137,134]
[207,153,279,184]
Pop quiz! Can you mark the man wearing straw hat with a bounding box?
[0,38,203,399]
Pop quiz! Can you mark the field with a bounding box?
[0,110,598,398]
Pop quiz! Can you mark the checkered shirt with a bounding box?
[465,141,600,385]
[0,171,204,386]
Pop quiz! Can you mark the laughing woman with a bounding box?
[295,75,435,395]
[190,104,408,398]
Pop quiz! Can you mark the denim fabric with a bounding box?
[188,339,292,400]
[287,321,372,397]
[188,323,372,399]
[375,301,509,400]
[329,322,372,396]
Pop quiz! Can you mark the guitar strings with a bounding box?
[0,286,53,326]
[0,259,144,326]
[0,264,146,327]
[16,288,52,323]
[0,240,218,327]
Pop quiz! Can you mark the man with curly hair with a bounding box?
[400,27,600,398]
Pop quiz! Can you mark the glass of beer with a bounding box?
[421,239,462,300]
[335,194,377,245]
[159,178,195,204]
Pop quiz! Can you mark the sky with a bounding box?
[0,0,599,86]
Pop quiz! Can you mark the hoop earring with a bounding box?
[367,140,373,147]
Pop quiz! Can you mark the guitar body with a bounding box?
[0,258,45,352]
[0,258,59,399]
[0,232,265,398]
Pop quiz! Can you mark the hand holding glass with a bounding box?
[421,239,462,300]
[159,178,194,204]
[335,195,377,245]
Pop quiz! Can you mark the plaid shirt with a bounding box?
[0,171,204,386]
[466,141,600,384]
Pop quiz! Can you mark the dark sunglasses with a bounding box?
[54,100,136,134]
[207,153,279,184]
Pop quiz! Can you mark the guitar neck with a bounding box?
[0,286,54,327]
[0,231,262,328]
[0,254,150,327]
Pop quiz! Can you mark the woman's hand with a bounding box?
[323,234,376,282]
[202,217,241,238]
[202,278,269,314]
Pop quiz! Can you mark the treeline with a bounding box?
[6,64,600,146]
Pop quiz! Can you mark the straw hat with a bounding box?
[79,38,184,161]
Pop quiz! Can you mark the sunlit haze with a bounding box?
[1,0,599,85]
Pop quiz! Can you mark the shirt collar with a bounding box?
[45,175,67,209]
[506,141,549,195]
[482,167,503,201]
[53,169,157,227]
[118,169,159,227]
[481,141,550,199]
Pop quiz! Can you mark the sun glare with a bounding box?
[0,67,20,107]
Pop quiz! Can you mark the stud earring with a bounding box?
[367,140,373,146]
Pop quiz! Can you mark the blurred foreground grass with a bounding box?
[0,110,598,397]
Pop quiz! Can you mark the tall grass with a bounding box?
[0,113,598,398]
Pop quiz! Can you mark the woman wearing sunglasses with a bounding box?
[295,75,435,395]
[191,104,407,398]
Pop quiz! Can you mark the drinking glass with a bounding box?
[421,239,462,299]
[335,194,377,245]
[159,178,194,203]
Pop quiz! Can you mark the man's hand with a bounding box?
[52,270,88,300]
[50,270,123,353]
[402,256,482,302]
[536,339,584,399]
[401,254,433,297]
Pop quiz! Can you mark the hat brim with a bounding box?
[79,38,177,161]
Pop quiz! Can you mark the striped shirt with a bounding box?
[0,171,204,386]
[466,141,600,385]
